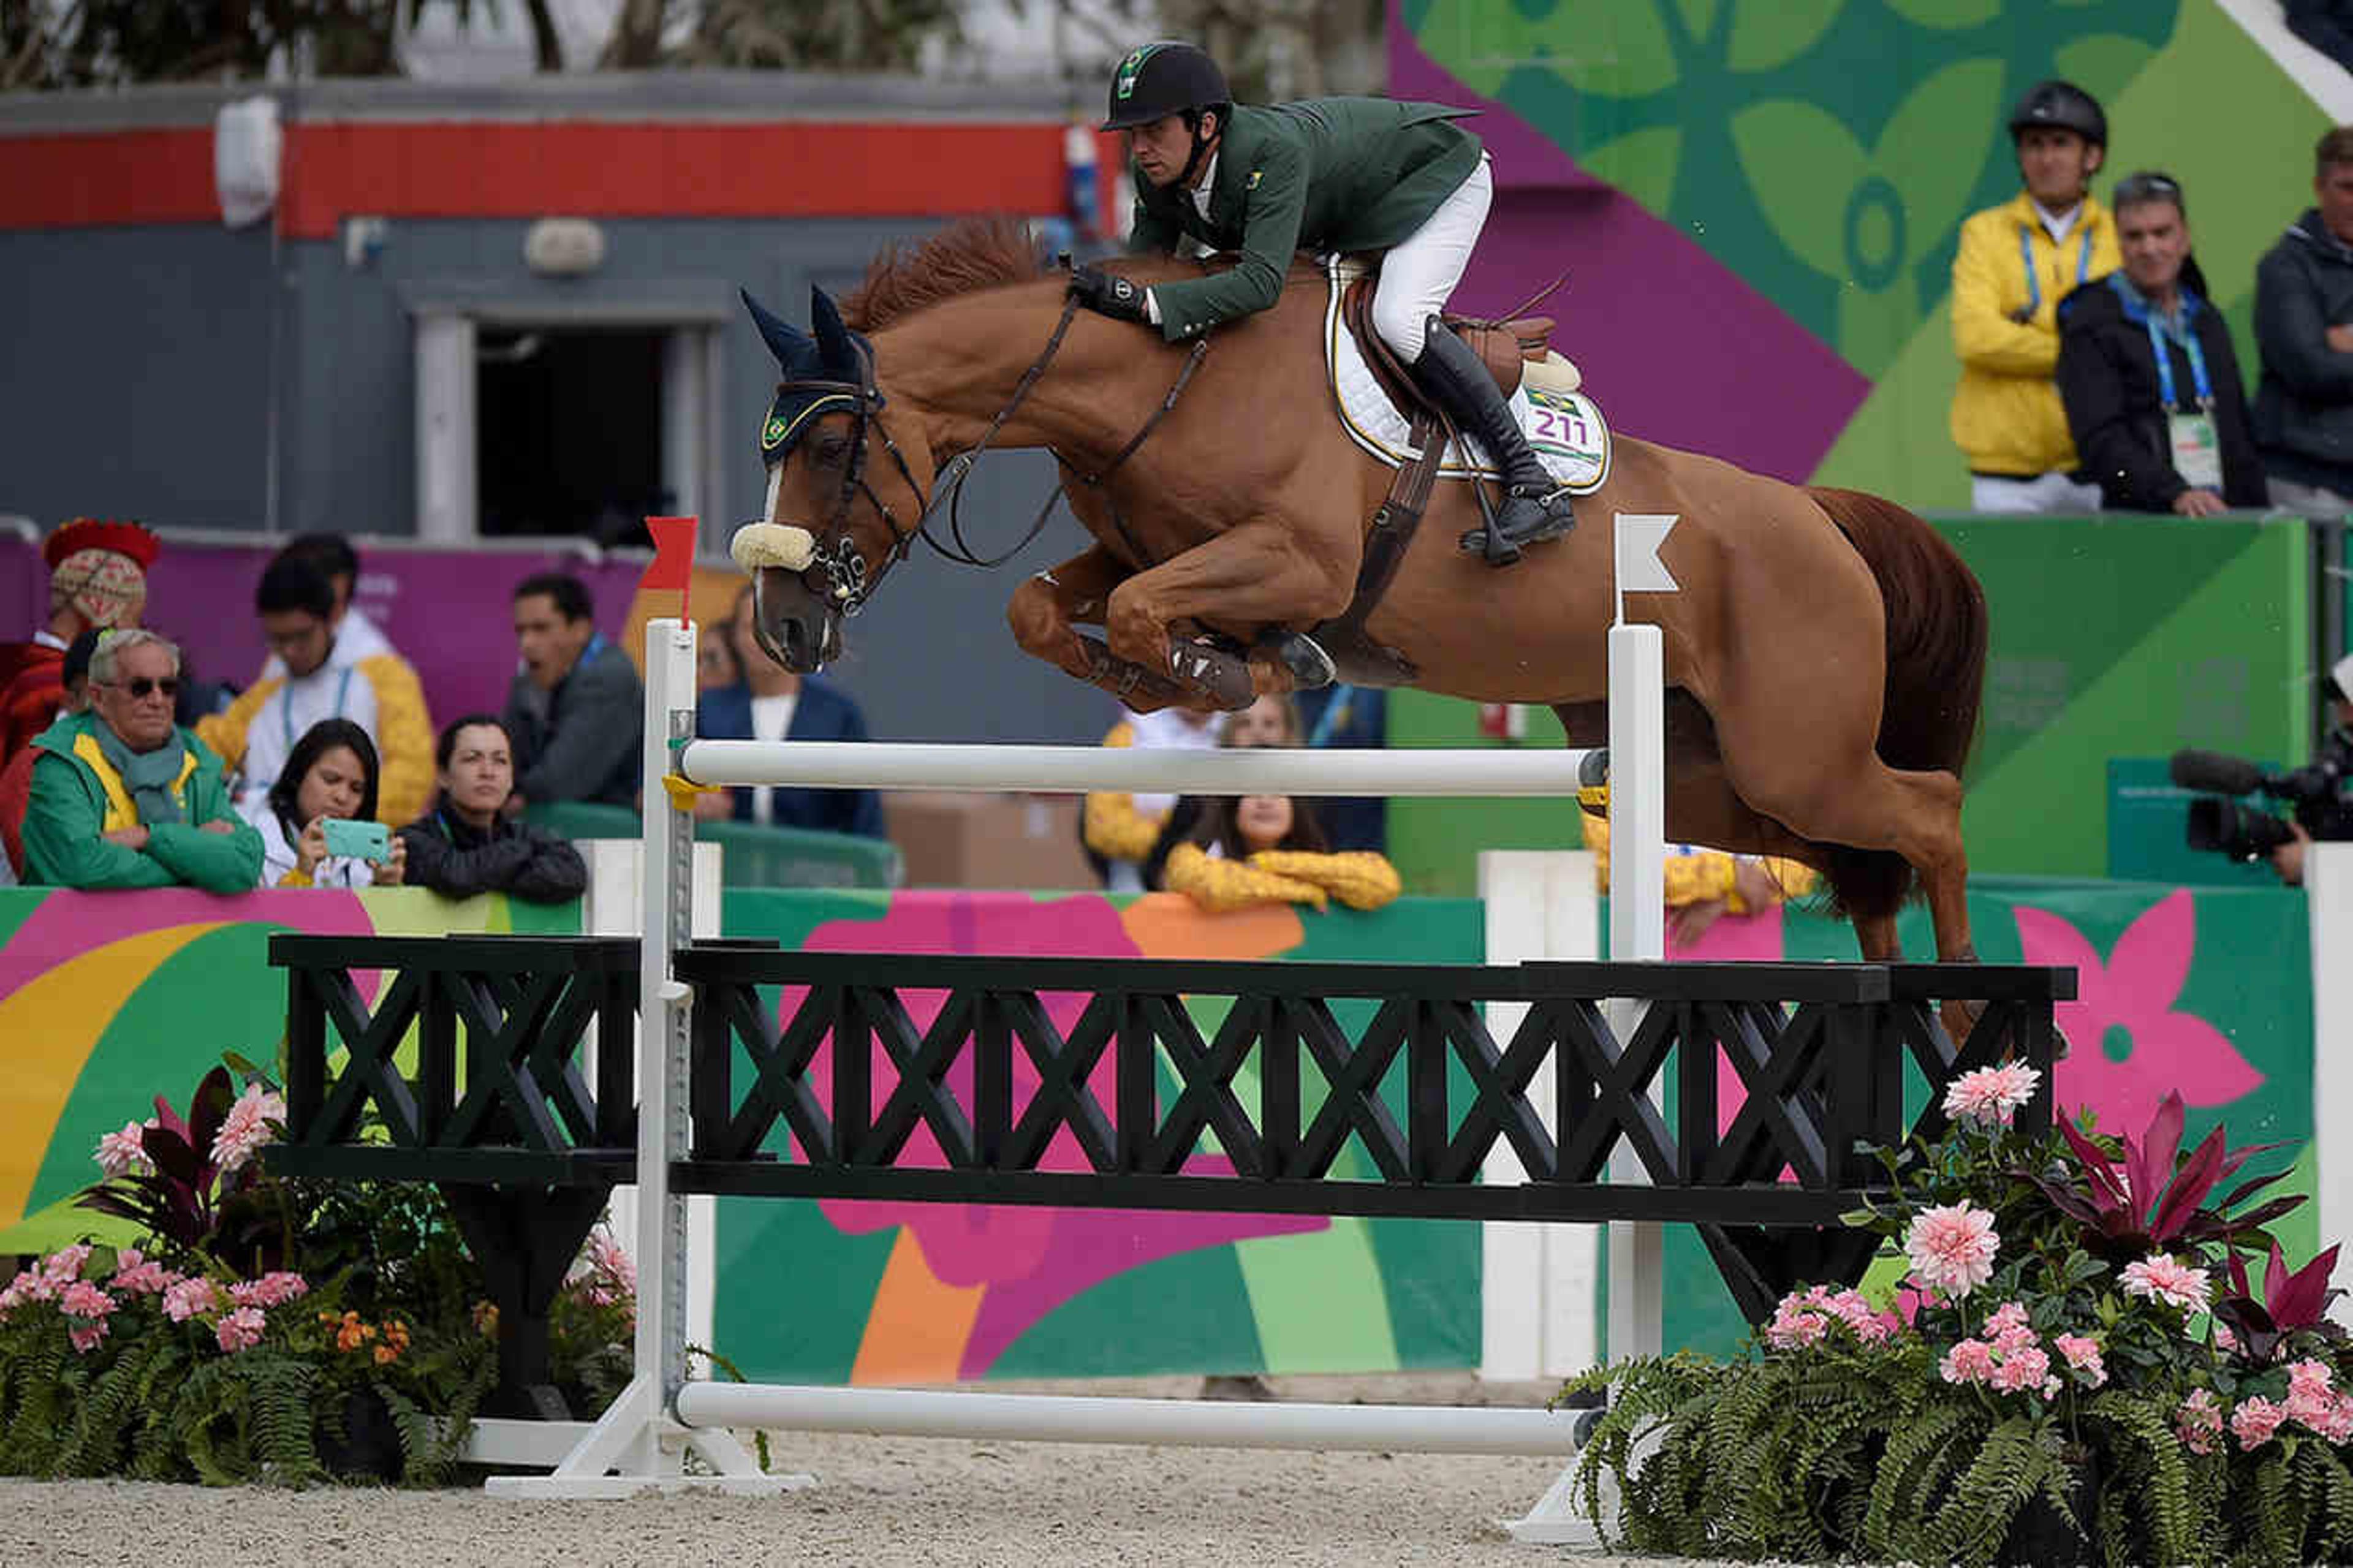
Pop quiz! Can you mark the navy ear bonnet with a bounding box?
[742,286,878,464]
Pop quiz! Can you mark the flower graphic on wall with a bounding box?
[2014,890,2262,1137]
[1730,55,2003,376]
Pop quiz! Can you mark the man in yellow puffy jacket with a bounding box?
[1950,80,2120,513]
[198,556,434,828]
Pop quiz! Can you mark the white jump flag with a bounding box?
[1613,512,1680,626]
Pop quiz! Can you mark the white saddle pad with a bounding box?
[1322,259,1611,494]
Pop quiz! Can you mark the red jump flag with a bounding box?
[639,514,699,624]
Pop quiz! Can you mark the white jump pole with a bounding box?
[675,1382,1580,1455]
[1509,513,1679,1547]
[679,739,1601,796]
[501,514,1675,1501]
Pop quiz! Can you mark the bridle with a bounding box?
[759,288,1207,618]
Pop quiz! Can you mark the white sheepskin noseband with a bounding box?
[730,522,817,573]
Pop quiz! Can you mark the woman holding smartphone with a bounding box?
[240,717,406,888]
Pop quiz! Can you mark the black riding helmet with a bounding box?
[2007,79,2107,147]
[1102,41,1230,131]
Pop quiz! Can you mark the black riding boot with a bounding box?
[1408,319,1577,566]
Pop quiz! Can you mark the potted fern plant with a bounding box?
[1561,1072,2353,1567]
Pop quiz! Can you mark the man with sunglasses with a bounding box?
[20,629,261,891]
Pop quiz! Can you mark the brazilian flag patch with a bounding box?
[1114,45,1157,100]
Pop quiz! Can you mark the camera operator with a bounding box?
[2171,654,2353,885]
[2274,656,2353,885]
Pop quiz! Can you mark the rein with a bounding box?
[769,294,1208,610]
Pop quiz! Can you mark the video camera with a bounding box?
[2170,735,2353,863]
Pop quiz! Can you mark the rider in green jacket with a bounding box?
[1071,40,1574,566]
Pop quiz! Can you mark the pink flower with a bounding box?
[59,1281,117,1320]
[2053,1333,2107,1387]
[2285,1361,2337,1430]
[1903,1202,1999,1298]
[1767,1306,1830,1350]
[2120,1254,2212,1313]
[94,1120,153,1178]
[2311,1394,2353,1444]
[251,1272,306,1307]
[2178,1388,2224,1454]
[2018,894,2261,1141]
[1940,1339,1996,1385]
[162,1276,218,1323]
[2232,1395,2288,1450]
[2214,1322,2240,1355]
[111,1256,172,1295]
[210,1083,286,1173]
[67,1322,108,1354]
[0,1271,42,1314]
[1990,1344,2052,1395]
[214,1306,266,1352]
[1944,1063,2042,1127]
[1984,1301,2031,1338]
[40,1244,92,1286]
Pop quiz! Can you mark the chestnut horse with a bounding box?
[732,218,1988,969]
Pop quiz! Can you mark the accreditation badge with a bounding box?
[2169,409,2222,491]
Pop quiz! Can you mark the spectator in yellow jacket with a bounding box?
[197,557,435,828]
[1081,704,1222,892]
[1146,792,1401,915]
[1583,809,1816,949]
[1950,80,2120,514]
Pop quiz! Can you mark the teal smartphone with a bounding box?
[320,817,391,862]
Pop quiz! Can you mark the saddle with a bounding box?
[1338,270,1555,420]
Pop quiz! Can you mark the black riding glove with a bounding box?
[1070,265,1151,325]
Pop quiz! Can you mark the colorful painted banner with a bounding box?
[0,886,578,1256]
[709,887,1490,1386]
[0,875,2317,1384]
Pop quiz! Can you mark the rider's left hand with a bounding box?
[1070,265,1151,325]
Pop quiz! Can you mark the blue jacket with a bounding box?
[697,676,885,839]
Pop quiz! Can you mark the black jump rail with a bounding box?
[267,935,2073,1399]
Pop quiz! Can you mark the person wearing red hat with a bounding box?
[0,517,160,760]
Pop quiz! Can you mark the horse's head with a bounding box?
[730,286,934,673]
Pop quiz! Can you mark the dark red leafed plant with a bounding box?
[77,1065,287,1273]
[2212,1241,2347,1365]
[2031,1091,2305,1264]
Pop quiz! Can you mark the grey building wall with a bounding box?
[2,224,278,528]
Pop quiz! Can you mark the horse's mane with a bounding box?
[841,215,1051,333]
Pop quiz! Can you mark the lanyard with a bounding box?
[2145,311,2213,411]
[2018,225,2094,318]
[284,665,355,752]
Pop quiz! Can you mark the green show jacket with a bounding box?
[1127,97,1482,343]
[23,710,265,892]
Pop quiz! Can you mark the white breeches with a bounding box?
[1368,153,1493,363]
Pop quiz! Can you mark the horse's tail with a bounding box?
[1804,485,1990,922]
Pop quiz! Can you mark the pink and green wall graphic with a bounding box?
[1395,1,2330,506]
[1629,876,2317,1359]
[0,888,580,1258]
[708,888,1490,1386]
[0,879,2316,1379]
[1386,510,2319,893]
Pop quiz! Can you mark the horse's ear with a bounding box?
[811,286,858,377]
[741,288,812,371]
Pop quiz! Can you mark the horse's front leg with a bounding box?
[1007,543,1200,714]
[1104,517,1357,708]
